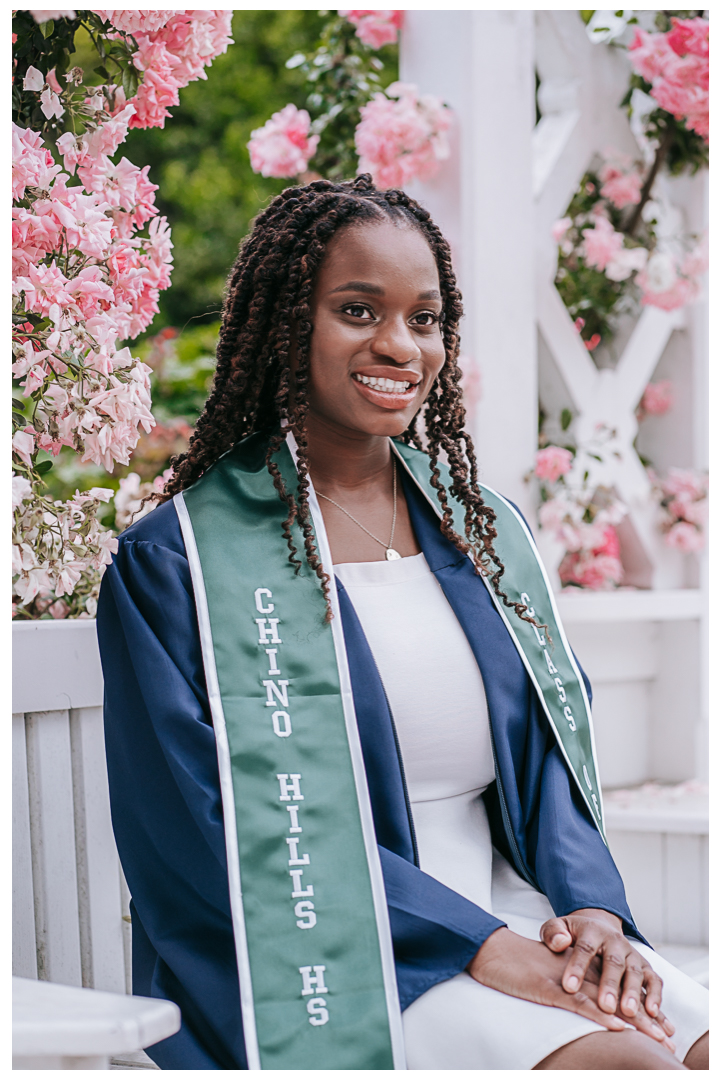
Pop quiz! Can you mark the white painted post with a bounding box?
[400,11,537,516]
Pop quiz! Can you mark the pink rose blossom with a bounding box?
[12,123,61,200]
[12,475,33,510]
[628,22,708,141]
[599,165,643,209]
[559,526,623,590]
[355,82,452,189]
[13,430,36,467]
[580,216,624,271]
[664,520,705,552]
[639,380,673,417]
[248,104,319,179]
[662,467,707,501]
[91,10,181,34]
[23,65,45,91]
[341,10,404,49]
[40,87,64,119]
[46,67,63,93]
[535,446,573,483]
[667,17,709,59]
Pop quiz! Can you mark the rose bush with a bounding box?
[12,10,232,618]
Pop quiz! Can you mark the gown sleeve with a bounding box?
[96,501,507,1067]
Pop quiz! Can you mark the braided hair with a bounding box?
[161,175,532,625]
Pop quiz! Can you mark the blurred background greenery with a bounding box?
[43,10,399,524]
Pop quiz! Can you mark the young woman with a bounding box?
[97,176,708,1071]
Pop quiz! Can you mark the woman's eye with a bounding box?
[412,310,440,327]
[343,303,373,320]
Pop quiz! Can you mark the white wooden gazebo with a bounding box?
[12,9,708,1067]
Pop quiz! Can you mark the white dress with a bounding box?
[335,553,708,1069]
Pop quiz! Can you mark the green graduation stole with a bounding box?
[174,433,604,1071]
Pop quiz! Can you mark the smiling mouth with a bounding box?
[353,373,417,394]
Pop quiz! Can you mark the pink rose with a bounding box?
[667,17,709,59]
[580,216,624,272]
[662,467,707,501]
[534,446,573,483]
[13,430,36,467]
[248,104,319,179]
[559,526,623,590]
[355,83,452,189]
[341,10,403,49]
[664,521,705,553]
[599,168,643,209]
[639,379,673,417]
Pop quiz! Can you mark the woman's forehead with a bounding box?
[318,219,439,285]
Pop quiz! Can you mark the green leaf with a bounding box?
[560,407,573,431]
[36,460,53,475]
[122,65,139,99]
[13,398,27,412]
[41,19,55,38]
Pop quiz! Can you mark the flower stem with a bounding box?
[623,125,674,236]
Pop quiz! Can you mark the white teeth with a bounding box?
[355,374,413,393]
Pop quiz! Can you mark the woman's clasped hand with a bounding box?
[468,908,676,1053]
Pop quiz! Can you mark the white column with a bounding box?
[401,11,537,515]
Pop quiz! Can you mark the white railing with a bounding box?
[13,620,129,995]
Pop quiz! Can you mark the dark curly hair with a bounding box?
[161,174,533,626]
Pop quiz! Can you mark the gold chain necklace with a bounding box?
[316,457,401,561]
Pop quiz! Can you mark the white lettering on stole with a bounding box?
[286,805,302,832]
[286,837,310,865]
[299,965,328,995]
[277,774,304,801]
[544,649,559,675]
[256,617,282,645]
[583,765,593,791]
[563,705,577,732]
[290,869,314,898]
[254,588,275,614]
[554,677,567,703]
[294,900,317,929]
[265,648,280,675]
[264,679,289,708]
[306,998,329,1026]
[272,710,292,737]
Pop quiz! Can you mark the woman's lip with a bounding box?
[352,377,419,411]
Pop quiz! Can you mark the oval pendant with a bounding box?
[385,548,401,561]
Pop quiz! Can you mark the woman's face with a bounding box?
[306,218,446,438]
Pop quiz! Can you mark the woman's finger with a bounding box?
[594,941,629,1013]
[642,964,665,1020]
[620,997,676,1052]
[617,955,645,1017]
[561,928,604,993]
[540,917,572,952]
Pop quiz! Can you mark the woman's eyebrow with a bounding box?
[329,282,441,300]
[329,281,384,295]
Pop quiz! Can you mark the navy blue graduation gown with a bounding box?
[97,475,643,1070]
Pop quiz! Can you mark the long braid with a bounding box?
[160,175,534,627]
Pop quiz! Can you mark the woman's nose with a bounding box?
[370,316,421,364]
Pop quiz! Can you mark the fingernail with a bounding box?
[603,993,615,1009]
[566,976,579,991]
[551,934,566,948]
[667,1041,676,1053]
[651,1023,664,1039]
[625,996,637,1014]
